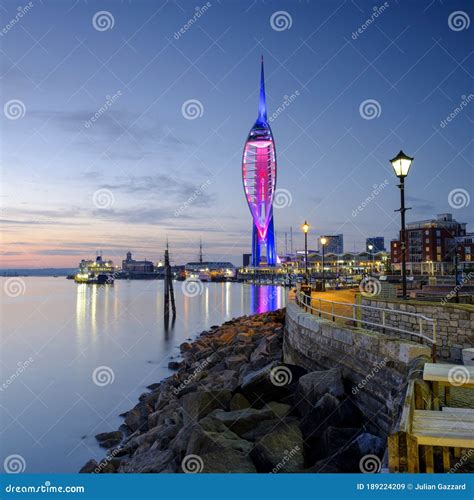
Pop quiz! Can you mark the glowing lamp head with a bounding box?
[302,221,309,234]
[368,244,374,251]
[390,150,413,179]
[320,237,327,246]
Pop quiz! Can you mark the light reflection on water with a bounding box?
[0,278,286,473]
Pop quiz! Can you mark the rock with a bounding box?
[225,355,248,370]
[168,361,183,370]
[79,459,99,473]
[186,425,253,457]
[251,421,305,472]
[198,370,239,392]
[95,431,123,449]
[241,417,300,442]
[309,426,361,464]
[300,394,358,441]
[180,342,193,352]
[199,449,257,473]
[207,407,277,436]
[229,393,250,411]
[239,361,307,405]
[119,449,176,473]
[296,368,345,416]
[266,401,292,419]
[124,403,149,432]
[325,432,385,472]
[180,390,232,425]
[304,459,341,473]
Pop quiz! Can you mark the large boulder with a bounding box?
[229,393,250,411]
[205,404,290,436]
[239,361,307,405]
[296,368,345,416]
[251,421,305,472]
[200,449,257,473]
[300,394,362,441]
[186,425,253,457]
[180,390,232,425]
[308,426,361,464]
[321,432,385,473]
[124,402,149,432]
[119,449,176,473]
[95,431,123,449]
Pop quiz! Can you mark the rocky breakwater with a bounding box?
[80,309,384,473]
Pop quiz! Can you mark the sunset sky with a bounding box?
[1,0,472,268]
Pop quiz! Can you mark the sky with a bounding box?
[1,0,473,268]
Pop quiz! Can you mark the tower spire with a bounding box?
[258,56,267,124]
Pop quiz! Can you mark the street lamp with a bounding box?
[320,236,327,291]
[302,221,309,284]
[390,150,413,299]
[368,243,374,275]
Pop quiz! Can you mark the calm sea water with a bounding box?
[0,278,286,473]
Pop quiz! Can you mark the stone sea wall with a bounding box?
[360,298,474,363]
[283,300,431,437]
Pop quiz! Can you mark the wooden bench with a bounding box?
[423,363,474,410]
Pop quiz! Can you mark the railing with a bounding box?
[295,289,437,347]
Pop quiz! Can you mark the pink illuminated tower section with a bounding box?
[242,57,277,266]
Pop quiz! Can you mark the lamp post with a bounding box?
[302,221,309,284]
[368,243,374,275]
[320,236,327,291]
[390,150,413,299]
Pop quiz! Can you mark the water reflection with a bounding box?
[249,285,285,315]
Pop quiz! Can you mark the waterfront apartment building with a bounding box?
[454,232,474,268]
[390,213,467,275]
[366,237,385,252]
[319,234,343,254]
